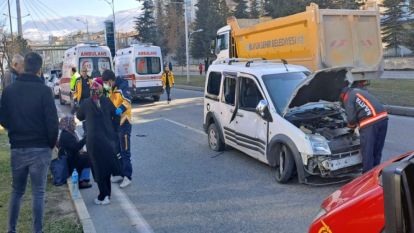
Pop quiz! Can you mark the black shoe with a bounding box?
[79,181,92,189]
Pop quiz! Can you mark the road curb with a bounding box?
[175,85,204,92]
[386,105,414,117]
[67,180,97,233]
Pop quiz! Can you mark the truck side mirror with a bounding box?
[256,99,272,121]
[210,40,216,54]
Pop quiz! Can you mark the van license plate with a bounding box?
[323,154,362,171]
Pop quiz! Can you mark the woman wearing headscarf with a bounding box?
[58,116,92,189]
[76,78,120,205]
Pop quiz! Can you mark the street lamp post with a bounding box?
[3,13,30,38]
[76,18,90,41]
[188,28,203,78]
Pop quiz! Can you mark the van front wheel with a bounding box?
[274,144,295,184]
[208,123,225,152]
[153,95,160,102]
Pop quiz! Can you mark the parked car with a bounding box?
[203,59,362,184]
[309,151,414,233]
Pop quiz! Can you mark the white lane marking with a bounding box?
[112,185,154,233]
[162,118,205,135]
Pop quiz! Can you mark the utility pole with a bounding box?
[7,0,13,40]
[16,0,22,37]
[184,0,190,84]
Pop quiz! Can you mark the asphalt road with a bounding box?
[57,89,414,233]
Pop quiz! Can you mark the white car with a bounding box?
[203,60,362,184]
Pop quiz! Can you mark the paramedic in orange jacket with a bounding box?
[102,70,133,188]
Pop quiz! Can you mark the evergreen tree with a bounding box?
[233,0,249,18]
[250,0,261,18]
[163,0,186,65]
[382,0,406,56]
[191,0,229,59]
[263,0,307,18]
[134,0,157,44]
[154,0,168,56]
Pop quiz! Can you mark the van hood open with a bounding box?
[283,67,350,116]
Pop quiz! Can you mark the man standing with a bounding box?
[73,68,92,106]
[102,70,133,188]
[70,67,80,92]
[0,52,59,233]
[161,66,175,104]
[2,54,24,90]
[340,87,388,173]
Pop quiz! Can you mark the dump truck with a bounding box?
[212,3,383,81]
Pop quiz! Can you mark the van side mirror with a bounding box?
[210,40,216,54]
[256,100,272,121]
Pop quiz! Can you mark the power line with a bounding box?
[24,0,51,33]
[34,0,80,29]
[28,0,61,31]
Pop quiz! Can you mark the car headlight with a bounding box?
[313,208,327,222]
[309,135,331,155]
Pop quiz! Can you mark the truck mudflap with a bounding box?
[129,86,163,98]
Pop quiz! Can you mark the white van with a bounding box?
[114,44,163,101]
[203,59,362,184]
[59,43,112,105]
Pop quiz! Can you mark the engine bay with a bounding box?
[286,104,360,154]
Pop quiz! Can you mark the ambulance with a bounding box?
[114,44,163,101]
[59,43,112,105]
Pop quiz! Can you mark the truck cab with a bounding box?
[203,59,362,184]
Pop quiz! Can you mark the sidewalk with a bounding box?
[57,104,153,233]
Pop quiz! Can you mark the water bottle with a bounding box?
[71,169,80,198]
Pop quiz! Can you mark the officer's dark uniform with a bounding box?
[341,87,388,173]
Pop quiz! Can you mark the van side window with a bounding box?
[207,72,222,97]
[223,77,236,105]
[240,78,263,110]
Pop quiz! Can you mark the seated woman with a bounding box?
[58,116,92,189]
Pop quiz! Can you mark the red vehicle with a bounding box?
[309,151,414,233]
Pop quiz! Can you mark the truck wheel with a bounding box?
[59,91,65,105]
[208,123,225,152]
[274,144,295,184]
[153,95,160,102]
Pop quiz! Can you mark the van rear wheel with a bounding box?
[274,144,295,184]
[208,123,225,152]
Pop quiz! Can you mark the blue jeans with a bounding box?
[80,168,91,181]
[8,148,52,233]
[119,122,132,179]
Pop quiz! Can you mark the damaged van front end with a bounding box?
[283,68,363,179]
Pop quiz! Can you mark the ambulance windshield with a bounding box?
[79,57,112,78]
[136,57,161,75]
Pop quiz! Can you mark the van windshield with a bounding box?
[262,72,307,114]
[79,57,112,78]
[136,57,161,75]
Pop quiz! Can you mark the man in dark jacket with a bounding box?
[2,54,24,90]
[340,87,388,173]
[0,52,59,233]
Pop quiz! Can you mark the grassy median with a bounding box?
[367,79,414,107]
[0,130,82,233]
[175,75,414,107]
